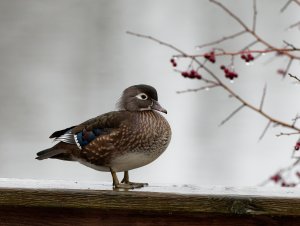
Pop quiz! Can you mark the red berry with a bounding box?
[190,70,196,76]
[181,71,189,77]
[170,58,175,63]
[172,62,177,67]
[220,65,225,70]
[294,142,300,150]
[241,54,246,59]
[270,174,281,183]
[204,53,210,59]
[248,54,254,61]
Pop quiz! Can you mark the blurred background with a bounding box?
[0,0,299,186]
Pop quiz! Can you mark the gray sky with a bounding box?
[0,0,299,186]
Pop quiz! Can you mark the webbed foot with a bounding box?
[110,168,147,190]
[121,171,148,188]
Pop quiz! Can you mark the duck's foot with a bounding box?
[114,182,147,189]
[110,168,147,190]
[119,170,148,188]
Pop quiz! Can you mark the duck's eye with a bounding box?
[136,93,148,100]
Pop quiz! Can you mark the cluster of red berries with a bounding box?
[294,141,300,150]
[220,65,238,80]
[170,58,177,67]
[241,53,254,62]
[270,174,296,187]
[181,70,202,79]
[270,172,299,187]
[204,51,216,63]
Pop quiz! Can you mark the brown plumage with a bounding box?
[36,84,171,189]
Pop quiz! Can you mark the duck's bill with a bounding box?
[152,100,167,114]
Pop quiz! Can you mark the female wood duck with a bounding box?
[36,84,172,189]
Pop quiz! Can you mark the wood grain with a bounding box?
[0,178,300,225]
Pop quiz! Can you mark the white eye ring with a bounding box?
[136,93,148,100]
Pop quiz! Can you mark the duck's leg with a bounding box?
[110,168,144,189]
[121,171,148,188]
[110,168,121,187]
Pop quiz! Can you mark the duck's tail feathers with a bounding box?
[36,147,67,160]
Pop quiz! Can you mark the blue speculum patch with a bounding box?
[76,128,103,147]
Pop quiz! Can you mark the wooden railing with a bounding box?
[0,178,300,225]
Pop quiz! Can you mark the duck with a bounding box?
[36,84,172,189]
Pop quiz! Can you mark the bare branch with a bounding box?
[126,31,300,132]
[219,104,245,126]
[196,30,246,49]
[282,0,300,11]
[281,0,293,12]
[258,120,272,141]
[252,0,257,31]
[284,58,293,77]
[259,84,267,111]
[287,21,300,30]
[292,114,300,127]
[210,0,250,31]
[210,0,300,60]
[289,73,300,82]
[259,158,300,186]
[240,40,259,52]
[294,0,300,6]
[174,47,299,59]
[176,84,219,94]
[283,40,298,50]
[126,31,187,56]
[276,132,300,137]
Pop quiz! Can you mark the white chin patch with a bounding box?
[139,106,151,111]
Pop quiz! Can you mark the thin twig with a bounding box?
[176,84,219,94]
[289,73,300,82]
[284,58,293,77]
[281,0,293,12]
[287,21,300,30]
[259,158,300,186]
[258,120,272,141]
[276,132,300,137]
[252,0,257,31]
[293,0,300,6]
[292,114,300,127]
[259,84,267,111]
[283,40,298,50]
[210,0,300,60]
[240,40,259,52]
[174,48,299,58]
[196,30,246,49]
[126,31,300,132]
[126,31,187,56]
[219,104,245,126]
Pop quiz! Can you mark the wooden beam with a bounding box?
[0,178,300,225]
